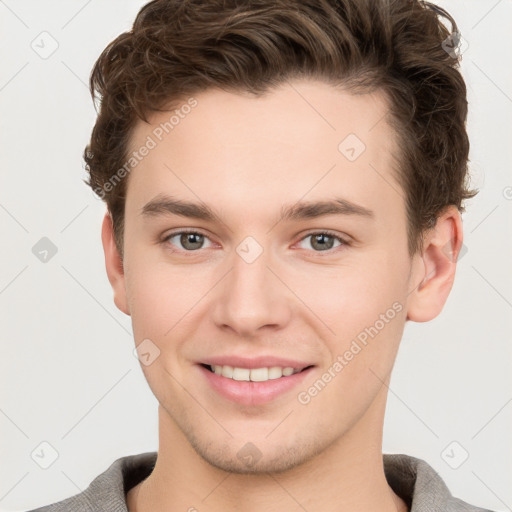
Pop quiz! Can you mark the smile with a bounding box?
[198,360,315,406]
[206,364,306,382]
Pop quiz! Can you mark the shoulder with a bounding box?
[25,452,157,512]
[383,453,496,512]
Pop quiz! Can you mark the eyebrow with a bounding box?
[140,193,375,223]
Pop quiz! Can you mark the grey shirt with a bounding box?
[27,452,494,512]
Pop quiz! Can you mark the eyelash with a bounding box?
[161,229,350,255]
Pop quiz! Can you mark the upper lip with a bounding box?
[199,356,314,370]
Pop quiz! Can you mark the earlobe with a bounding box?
[101,211,130,316]
[406,206,463,323]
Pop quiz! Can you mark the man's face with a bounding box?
[119,80,418,473]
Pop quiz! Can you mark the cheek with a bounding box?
[299,255,408,375]
[125,254,214,344]
[289,256,403,327]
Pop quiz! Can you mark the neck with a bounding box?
[127,387,408,512]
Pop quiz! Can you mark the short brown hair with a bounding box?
[84,0,477,258]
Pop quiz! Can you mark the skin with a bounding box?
[101,79,463,512]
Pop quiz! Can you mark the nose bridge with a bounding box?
[212,235,290,334]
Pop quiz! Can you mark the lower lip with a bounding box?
[198,365,314,406]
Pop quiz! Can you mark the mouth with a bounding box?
[197,360,316,406]
[200,363,314,382]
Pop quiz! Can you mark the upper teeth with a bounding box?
[211,365,301,382]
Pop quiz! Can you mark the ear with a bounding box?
[101,211,130,316]
[406,205,464,322]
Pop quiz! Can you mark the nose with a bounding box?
[211,240,292,337]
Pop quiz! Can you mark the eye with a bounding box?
[296,231,349,252]
[162,230,214,251]
[160,229,349,254]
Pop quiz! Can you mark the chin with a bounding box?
[189,433,325,475]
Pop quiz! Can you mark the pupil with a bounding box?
[182,233,203,250]
[313,234,333,251]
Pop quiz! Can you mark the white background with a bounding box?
[0,1,511,511]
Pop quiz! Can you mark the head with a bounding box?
[86,0,477,473]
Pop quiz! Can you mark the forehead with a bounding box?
[125,80,404,226]
[137,80,396,154]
